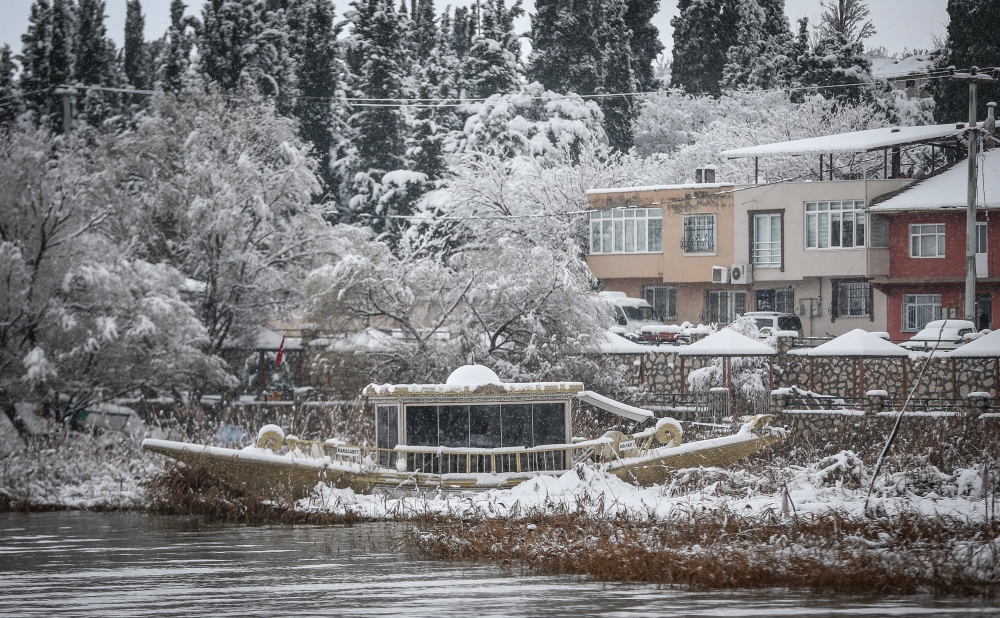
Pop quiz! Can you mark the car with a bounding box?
[599,291,662,341]
[744,311,803,339]
[899,320,977,351]
[639,324,687,345]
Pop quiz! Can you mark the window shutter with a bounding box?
[830,279,839,322]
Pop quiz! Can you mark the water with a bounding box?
[0,512,997,617]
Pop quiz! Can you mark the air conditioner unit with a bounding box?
[711,266,730,284]
[730,263,752,285]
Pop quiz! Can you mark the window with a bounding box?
[831,279,872,319]
[753,213,782,268]
[643,285,677,321]
[756,288,794,313]
[404,403,565,448]
[978,222,988,254]
[869,216,889,248]
[589,208,662,254]
[903,294,942,332]
[681,214,716,253]
[909,224,945,258]
[805,201,866,249]
[705,290,746,324]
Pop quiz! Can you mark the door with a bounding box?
[977,294,992,331]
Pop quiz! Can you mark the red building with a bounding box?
[870,149,1000,340]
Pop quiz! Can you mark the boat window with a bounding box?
[406,406,438,446]
[376,405,398,449]
[501,404,532,447]
[469,405,501,448]
[532,403,565,446]
[437,405,470,447]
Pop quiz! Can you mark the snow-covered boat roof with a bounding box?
[677,328,775,357]
[720,123,969,159]
[364,365,584,398]
[789,329,909,357]
[586,182,733,195]
[575,390,653,422]
[870,149,1000,211]
[947,329,1000,358]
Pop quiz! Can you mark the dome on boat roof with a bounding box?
[446,364,502,387]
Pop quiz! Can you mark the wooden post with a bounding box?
[883,149,888,179]
[680,356,685,396]
[769,356,774,392]
[902,357,908,399]
[258,349,266,391]
[810,357,815,392]
[755,157,759,184]
[819,155,824,180]
[859,358,866,399]
[829,153,834,180]
[952,358,958,400]
[727,357,733,393]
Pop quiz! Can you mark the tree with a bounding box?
[722,0,793,90]
[124,0,148,89]
[528,0,601,96]
[817,0,875,43]
[0,45,21,129]
[670,0,741,96]
[624,0,663,93]
[463,0,524,99]
[157,0,196,93]
[75,0,124,126]
[931,0,1000,124]
[598,0,639,152]
[789,0,876,103]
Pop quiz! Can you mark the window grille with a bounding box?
[681,214,716,253]
[705,290,745,323]
[831,279,872,320]
[902,294,942,332]
[643,285,677,321]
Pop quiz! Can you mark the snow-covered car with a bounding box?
[600,291,662,341]
[744,311,803,339]
[899,320,977,351]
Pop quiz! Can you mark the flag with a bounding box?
[275,336,285,366]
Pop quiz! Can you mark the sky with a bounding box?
[1,0,950,61]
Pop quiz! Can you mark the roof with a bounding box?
[587,183,733,195]
[720,123,970,159]
[789,329,909,357]
[947,329,1000,358]
[871,53,938,79]
[599,330,651,354]
[871,149,1000,211]
[677,328,776,357]
[253,328,302,351]
[364,381,584,398]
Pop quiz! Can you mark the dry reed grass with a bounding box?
[406,508,1000,597]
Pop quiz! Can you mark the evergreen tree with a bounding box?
[288,0,341,196]
[158,0,194,93]
[124,0,148,88]
[669,0,741,96]
[624,0,662,92]
[529,0,601,96]
[19,0,76,131]
[464,0,523,99]
[599,0,639,151]
[0,45,22,129]
[450,7,471,58]
[722,0,792,90]
[931,0,1000,124]
[791,0,875,103]
[75,0,124,125]
[412,0,438,62]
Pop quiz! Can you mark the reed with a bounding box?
[406,508,1000,597]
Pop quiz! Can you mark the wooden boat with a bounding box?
[142,365,785,498]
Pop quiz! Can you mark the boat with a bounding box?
[142,365,786,498]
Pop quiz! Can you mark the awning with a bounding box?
[720,123,970,159]
[575,391,653,422]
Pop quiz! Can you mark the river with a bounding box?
[0,511,997,617]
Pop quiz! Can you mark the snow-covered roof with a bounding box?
[871,53,938,80]
[789,329,909,357]
[364,379,584,398]
[599,330,651,354]
[677,328,775,357]
[587,183,732,195]
[871,149,1000,211]
[947,329,1000,358]
[446,365,501,387]
[575,390,653,422]
[720,123,969,159]
[254,328,302,350]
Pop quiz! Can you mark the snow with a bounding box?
[575,391,653,421]
[870,53,937,79]
[445,364,502,387]
[720,123,969,159]
[365,380,585,397]
[598,330,650,354]
[872,149,1000,211]
[252,328,303,351]
[946,327,1000,358]
[586,182,732,195]
[789,329,910,357]
[677,328,775,357]
[866,390,889,397]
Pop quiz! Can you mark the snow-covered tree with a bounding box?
[624,0,663,93]
[930,0,1000,124]
[75,0,125,127]
[722,0,794,90]
[157,0,197,93]
[19,0,77,132]
[528,0,602,96]
[463,0,523,99]
[670,0,741,96]
[0,46,21,129]
[124,0,148,89]
[598,0,639,152]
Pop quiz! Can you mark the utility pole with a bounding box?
[951,67,995,324]
[51,85,77,135]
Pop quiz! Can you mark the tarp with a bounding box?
[789,328,910,357]
[677,328,775,357]
[575,391,654,422]
[947,329,1000,358]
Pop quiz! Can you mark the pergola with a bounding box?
[789,329,910,397]
[677,329,776,395]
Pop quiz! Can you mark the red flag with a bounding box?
[275,336,285,366]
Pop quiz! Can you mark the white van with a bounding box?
[600,291,662,339]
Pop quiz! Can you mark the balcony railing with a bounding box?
[680,237,715,253]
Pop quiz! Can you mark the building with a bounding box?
[869,149,1000,339]
[585,174,746,325]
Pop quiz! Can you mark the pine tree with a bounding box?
[288,0,341,196]
[19,0,55,123]
[790,0,875,103]
[624,0,662,92]
[0,45,22,129]
[158,0,194,93]
[124,0,148,89]
[931,0,1000,124]
[450,7,471,58]
[669,0,741,96]
[599,0,639,152]
[200,0,258,90]
[75,0,125,125]
[464,0,523,99]
[721,0,792,90]
[529,0,601,96]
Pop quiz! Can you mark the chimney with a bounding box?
[695,166,718,184]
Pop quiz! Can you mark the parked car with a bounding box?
[900,320,976,351]
[600,291,662,341]
[639,324,687,345]
[744,311,803,339]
